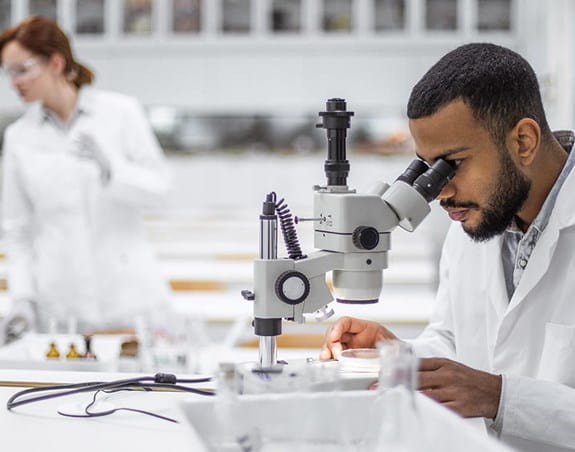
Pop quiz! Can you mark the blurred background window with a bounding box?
[425,0,457,31]
[477,0,511,31]
[76,0,105,34]
[172,0,202,33]
[271,0,302,33]
[0,0,10,31]
[30,0,58,21]
[323,0,353,33]
[222,0,251,34]
[374,0,405,31]
[123,0,153,34]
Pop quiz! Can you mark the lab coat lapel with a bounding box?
[507,168,575,312]
[507,226,559,312]
[485,235,508,320]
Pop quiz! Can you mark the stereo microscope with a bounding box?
[242,98,454,370]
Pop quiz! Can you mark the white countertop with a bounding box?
[0,369,209,452]
[0,365,515,452]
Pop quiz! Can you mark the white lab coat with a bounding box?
[411,161,575,451]
[1,88,171,330]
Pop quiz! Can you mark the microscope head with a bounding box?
[314,98,455,305]
[327,158,454,304]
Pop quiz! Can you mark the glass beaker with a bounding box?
[359,341,423,452]
[377,340,418,391]
[211,362,262,452]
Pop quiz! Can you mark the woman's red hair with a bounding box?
[0,16,94,88]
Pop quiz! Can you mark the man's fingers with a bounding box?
[441,401,462,416]
[339,332,355,344]
[319,345,333,361]
[418,358,459,390]
[420,387,454,404]
[330,317,375,340]
[418,357,447,371]
[329,317,353,341]
[417,369,447,390]
[320,339,344,361]
[331,342,343,359]
[323,317,385,361]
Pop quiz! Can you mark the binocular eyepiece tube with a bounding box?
[397,158,455,202]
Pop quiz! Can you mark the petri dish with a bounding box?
[339,348,380,373]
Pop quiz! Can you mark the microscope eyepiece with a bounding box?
[412,159,455,202]
[395,159,429,185]
[317,98,354,187]
[326,98,347,112]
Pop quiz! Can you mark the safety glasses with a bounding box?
[1,57,46,82]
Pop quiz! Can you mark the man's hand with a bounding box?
[320,316,397,360]
[418,357,502,419]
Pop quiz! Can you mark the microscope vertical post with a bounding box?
[258,194,279,368]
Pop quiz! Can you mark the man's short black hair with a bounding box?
[407,43,551,147]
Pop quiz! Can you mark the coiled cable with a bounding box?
[272,192,306,260]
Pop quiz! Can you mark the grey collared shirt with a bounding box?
[42,104,85,133]
[501,130,575,300]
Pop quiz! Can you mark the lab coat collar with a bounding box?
[75,87,95,115]
[24,102,44,125]
[550,147,575,229]
[35,86,93,126]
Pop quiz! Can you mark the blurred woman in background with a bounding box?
[0,16,171,341]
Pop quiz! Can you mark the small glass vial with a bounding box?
[66,343,81,359]
[46,342,60,359]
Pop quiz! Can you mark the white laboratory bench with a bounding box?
[0,365,515,452]
[0,369,208,452]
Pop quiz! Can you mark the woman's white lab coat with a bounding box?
[1,88,171,329]
[411,163,575,451]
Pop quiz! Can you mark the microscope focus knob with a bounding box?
[275,271,310,305]
[352,226,380,250]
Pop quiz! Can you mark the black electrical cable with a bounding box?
[57,389,180,424]
[6,372,214,423]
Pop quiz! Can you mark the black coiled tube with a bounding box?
[273,193,306,260]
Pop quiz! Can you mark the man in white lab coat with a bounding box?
[321,43,575,451]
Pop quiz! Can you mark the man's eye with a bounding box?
[450,159,463,168]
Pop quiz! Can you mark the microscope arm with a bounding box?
[253,250,342,324]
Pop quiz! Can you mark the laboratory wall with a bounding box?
[0,0,573,130]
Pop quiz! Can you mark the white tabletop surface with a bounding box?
[0,365,515,452]
[0,369,210,452]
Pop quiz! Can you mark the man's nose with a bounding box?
[436,178,455,201]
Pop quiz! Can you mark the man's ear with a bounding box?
[507,118,540,167]
[47,52,66,76]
